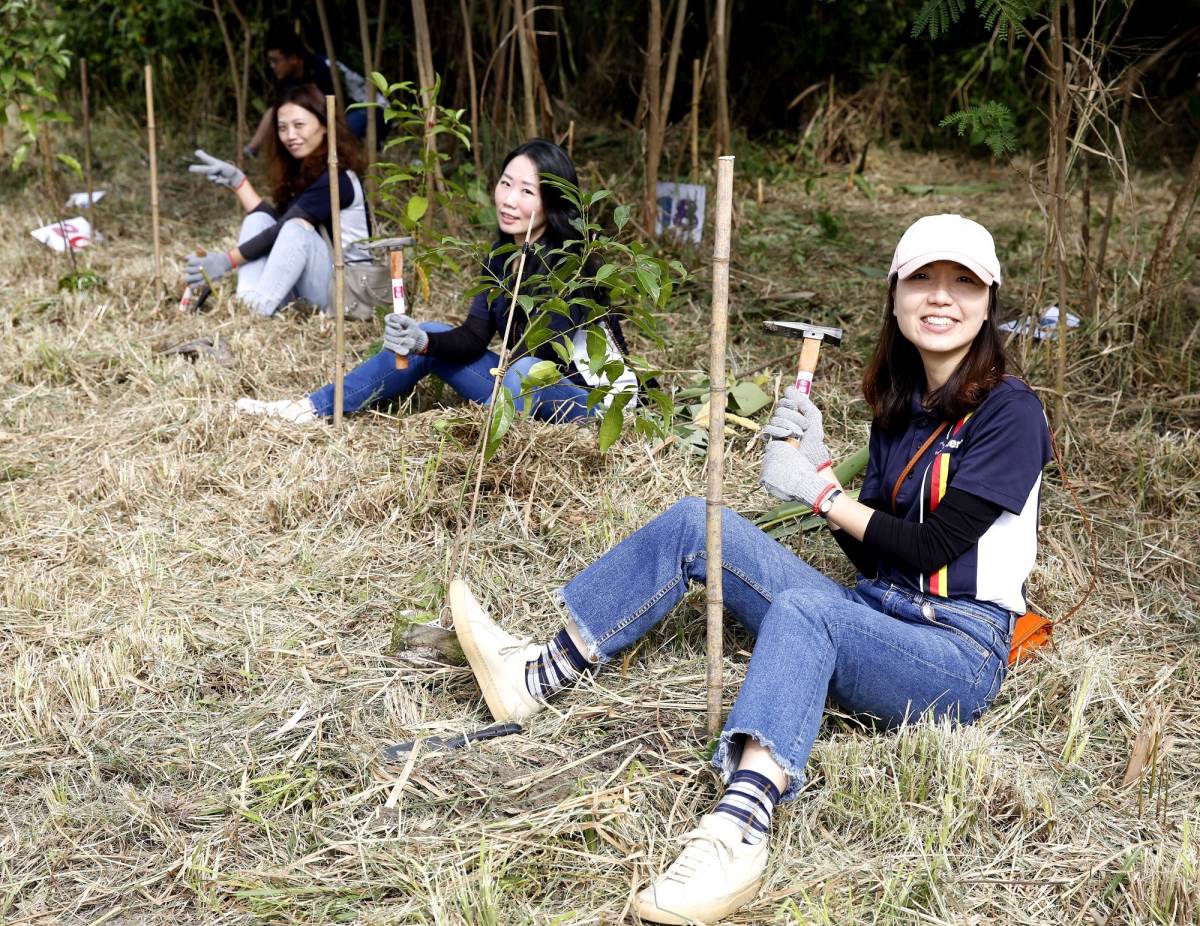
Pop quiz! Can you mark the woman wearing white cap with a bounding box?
[448,215,1051,923]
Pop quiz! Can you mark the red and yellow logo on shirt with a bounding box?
[925,413,972,597]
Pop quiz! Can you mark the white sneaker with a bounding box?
[449,579,544,724]
[236,397,319,425]
[634,814,768,924]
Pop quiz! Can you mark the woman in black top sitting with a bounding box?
[237,138,637,424]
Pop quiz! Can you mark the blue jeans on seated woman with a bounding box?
[558,497,1013,802]
[308,321,596,421]
[236,211,332,316]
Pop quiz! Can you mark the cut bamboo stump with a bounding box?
[706,155,735,736]
[326,95,346,427]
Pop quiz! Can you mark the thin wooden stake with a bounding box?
[145,64,162,302]
[689,58,701,183]
[327,94,346,427]
[354,0,377,211]
[706,155,734,736]
[80,59,95,233]
[316,0,346,115]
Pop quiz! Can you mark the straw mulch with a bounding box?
[1,139,1197,925]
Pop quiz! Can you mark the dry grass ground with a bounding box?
[1,124,1198,925]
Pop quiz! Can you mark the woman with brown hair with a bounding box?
[184,83,369,316]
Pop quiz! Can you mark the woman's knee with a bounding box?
[762,588,843,643]
[239,211,275,240]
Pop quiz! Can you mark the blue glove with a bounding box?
[383,313,429,356]
[760,438,838,510]
[185,250,234,287]
[188,149,246,189]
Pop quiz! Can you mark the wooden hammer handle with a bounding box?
[786,337,825,447]
[389,249,409,370]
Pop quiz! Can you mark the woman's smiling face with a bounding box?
[894,260,991,374]
[494,155,547,241]
[277,102,326,160]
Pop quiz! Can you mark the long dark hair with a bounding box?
[496,138,581,249]
[266,83,363,208]
[862,278,1007,430]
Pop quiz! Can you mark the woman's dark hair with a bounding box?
[266,83,363,208]
[496,138,581,248]
[862,278,1007,430]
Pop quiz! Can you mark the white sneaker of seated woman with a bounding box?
[448,578,544,723]
[235,397,318,425]
[634,813,768,924]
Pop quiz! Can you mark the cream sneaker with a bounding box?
[449,579,544,723]
[236,397,319,425]
[634,813,768,924]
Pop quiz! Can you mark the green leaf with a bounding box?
[586,326,607,376]
[729,381,771,416]
[598,392,632,451]
[56,153,82,180]
[484,388,516,462]
[613,204,630,231]
[406,195,429,223]
[371,71,389,94]
[12,144,29,170]
[521,360,561,389]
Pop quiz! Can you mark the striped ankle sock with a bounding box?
[524,628,593,701]
[713,769,782,845]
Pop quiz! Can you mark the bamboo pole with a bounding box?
[643,0,663,232]
[706,155,734,736]
[355,0,376,212]
[327,95,346,427]
[690,58,701,183]
[513,0,538,138]
[459,0,482,170]
[80,59,94,232]
[145,64,162,302]
[316,0,346,115]
[713,0,730,156]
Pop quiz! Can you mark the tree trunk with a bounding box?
[643,0,663,231]
[514,0,538,138]
[1143,139,1200,307]
[315,0,347,116]
[459,0,482,169]
[1050,2,1071,424]
[660,0,689,127]
[355,0,377,212]
[411,0,444,208]
[713,0,730,156]
[211,0,248,167]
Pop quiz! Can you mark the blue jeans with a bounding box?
[309,321,596,421]
[235,212,332,316]
[559,497,1012,801]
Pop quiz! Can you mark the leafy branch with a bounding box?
[939,101,1018,156]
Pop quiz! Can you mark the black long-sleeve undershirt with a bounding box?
[424,314,493,363]
[833,487,1004,577]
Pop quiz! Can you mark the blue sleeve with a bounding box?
[283,170,356,227]
[949,382,1051,514]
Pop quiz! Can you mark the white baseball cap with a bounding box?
[888,214,1002,288]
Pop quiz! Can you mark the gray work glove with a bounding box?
[243,143,258,160]
[762,385,831,466]
[760,437,838,509]
[185,250,233,287]
[383,313,428,356]
[188,149,246,189]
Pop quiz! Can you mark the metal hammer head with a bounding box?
[361,236,417,252]
[762,320,844,345]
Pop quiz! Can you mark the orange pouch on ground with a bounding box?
[1009,611,1052,665]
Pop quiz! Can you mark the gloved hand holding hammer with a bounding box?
[760,386,841,510]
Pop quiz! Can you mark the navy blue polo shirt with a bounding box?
[860,376,1051,612]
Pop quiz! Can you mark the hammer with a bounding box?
[762,320,843,441]
[363,237,417,368]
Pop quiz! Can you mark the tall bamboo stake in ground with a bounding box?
[690,58,701,183]
[706,155,734,736]
[80,59,94,233]
[354,0,377,212]
[326,95,346,427]
[144,64,162,302]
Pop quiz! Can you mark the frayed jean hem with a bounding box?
[711,727,808,803]
[556,590,608,665]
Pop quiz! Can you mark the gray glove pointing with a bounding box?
[759,438,837,508]
[188,149,246,189]
[383,313,429,357]
[185,251,233,287]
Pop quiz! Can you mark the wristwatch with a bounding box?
[818,488,843,516]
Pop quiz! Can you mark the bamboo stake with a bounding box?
[690,58,701,183]
[459,0,482,170]
[355,0,376,212]
[513,0,538,138]
[316,0,346,115]
[327,95,346,427]
[80,59,94,233]
[713,0,730,156]
[706,155,734,736]
[145,64,162,302]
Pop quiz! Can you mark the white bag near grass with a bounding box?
[31,216,94,252]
